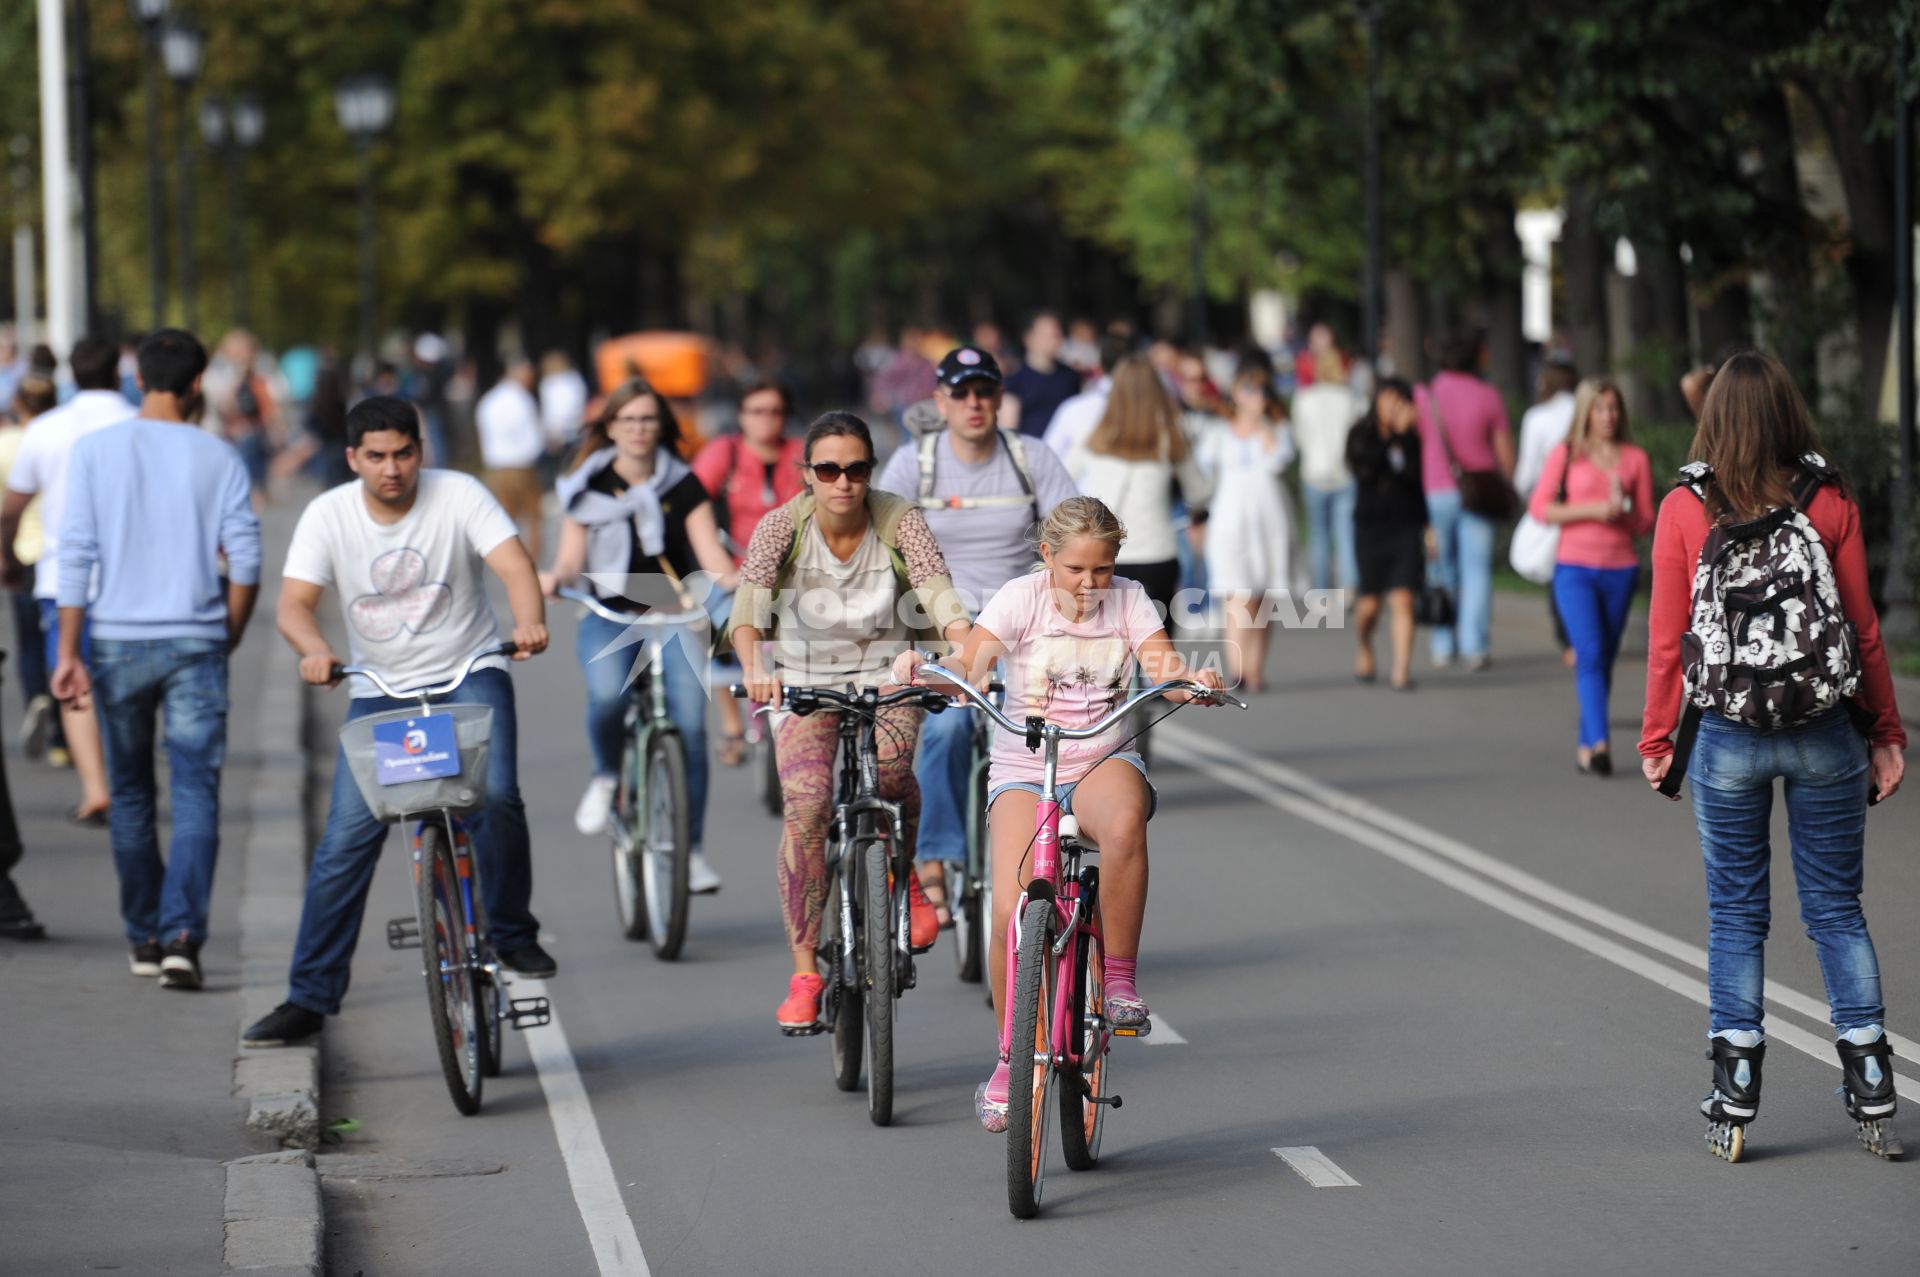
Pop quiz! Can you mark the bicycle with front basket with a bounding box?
[556,587,697,959]
[334,645,552,1116]
[732,680,952,1126]
[922,666,1244,1218]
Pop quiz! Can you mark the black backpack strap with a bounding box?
[1675,460,1714,503]
[1790,451,1833,510]
[1658,702,1702,798]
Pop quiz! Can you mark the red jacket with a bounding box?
[1640,483,1906,758]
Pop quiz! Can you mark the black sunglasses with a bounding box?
[942,383,999,402]
[806,460,874,484]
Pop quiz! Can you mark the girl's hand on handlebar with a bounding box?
[299,653,342,689]
[511,623,549,659]
[1167,668,1228,704]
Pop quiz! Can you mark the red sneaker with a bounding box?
[906,875,940,952]
[776,973,825,1030]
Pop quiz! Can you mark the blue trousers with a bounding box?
[90,638,230,945]
[1302,482,1360,593]
[1552,564,1638,748]
[913,704,972,865]
[1424,490,1495,660]
[1690,709,1883,1034]
[576,610,710,846]
[288,667,537,1016]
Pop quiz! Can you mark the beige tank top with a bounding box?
[772,519,911,690]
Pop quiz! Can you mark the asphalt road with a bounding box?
[297,574,1916,1277]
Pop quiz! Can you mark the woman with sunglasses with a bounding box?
[544,380,738,892]
[732,411,971,1031]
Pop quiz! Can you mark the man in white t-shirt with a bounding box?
[0,337,135,825]
[242,396,552,1047]
[476,358,547,562]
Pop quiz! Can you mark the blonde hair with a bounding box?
[1087,357,1190,462]
[1037,496,1127,560]
[1566,376,1630,457]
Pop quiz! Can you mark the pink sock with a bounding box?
[1104,955,1139,1003]
[985,1058,1010,1104]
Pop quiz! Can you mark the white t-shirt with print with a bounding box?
[283,470,520,697]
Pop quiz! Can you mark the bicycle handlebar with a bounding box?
[332,643,519,701]
[913,664,1246,745]
[555,585,698,628]
[728,682,953,716]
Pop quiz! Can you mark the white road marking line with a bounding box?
[1273,1146,1360,1187]
[1143,1016,1187,1046]
[515,978,651,1277]
[1156,737,1920,1097]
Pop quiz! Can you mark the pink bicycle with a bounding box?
[920,667,1245,1218]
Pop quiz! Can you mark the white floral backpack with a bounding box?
[1660,452,1860,796]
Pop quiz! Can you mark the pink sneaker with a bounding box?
[976,1058,1011,1133]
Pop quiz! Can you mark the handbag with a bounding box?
[1428,385,1519,520]
[1507,449,1570,584]
[1414,579,1456,628]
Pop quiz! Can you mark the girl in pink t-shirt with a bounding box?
[893,496,1225,1131]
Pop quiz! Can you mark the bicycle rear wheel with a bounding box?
[823,848,863,1092]
[415,822,483,1115]
[1058,900,1107,1171]
[954,759,988,983]
[640,732,692,960]
[863,831,896,1127]
[612,731,647,941]
[1006,895,1055,1218]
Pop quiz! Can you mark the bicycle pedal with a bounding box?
[898,955,917,991]
[780,1023,827,1037]
[506,996,551,1030]
[385,916,421,950]
[1110,1023,1152,1038]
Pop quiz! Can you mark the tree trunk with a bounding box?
[1561,182,1611,374]
[1809,78,1898,418]
[1384,267,1427,382]
[1481,201,1527,404]
[1630,239,1693,420]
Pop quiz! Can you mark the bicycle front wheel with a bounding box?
[863,831,897,1127]
[1006,895,1055,1218]
[1058,904,1107,1171]
[640,732,692,960]
[416,822,483,1115]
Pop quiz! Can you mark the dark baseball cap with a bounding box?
[935,345,1003,390]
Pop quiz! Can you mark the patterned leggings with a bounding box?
[775,705,923,951]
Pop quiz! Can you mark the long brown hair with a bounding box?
[1087,356,1190,462]
[1566,377,1631,457]
[1688,351,1836,522]
[567,378,682,473]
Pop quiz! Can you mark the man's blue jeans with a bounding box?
[914,704,972,866]
[1689,708,1883,1035]
[577,610,710,847]
[288,667,537,1016]
[1552,564,1638,747]
[1302,482,1360,593]
[1424,489,1494,661]
[90,637,230,945]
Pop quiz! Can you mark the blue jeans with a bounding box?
[10,589,48,702]
[1425,490,1494,660]
[1690,709,1883,1035]
[914,704,973,865]
[1302,482,1360,593]
[90,638,230,945]
[289,667,537,1016]
[1552,564,1638,747]
[38,596,92,676]
[577,610,710,846]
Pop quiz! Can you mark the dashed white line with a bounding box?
[1273,1146,1360,1187]
[1156,730,1920,1096]
[516,977,651,1276]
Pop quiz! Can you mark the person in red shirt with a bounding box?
[1639,352,1905,1159]
[1527,378,1655,774]
[693,380,805,764]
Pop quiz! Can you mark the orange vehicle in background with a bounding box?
[593,331,712,460]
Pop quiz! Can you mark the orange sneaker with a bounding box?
[776,973,825,1032]
[907,875,940,952]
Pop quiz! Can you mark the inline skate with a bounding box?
[1835,1027,1902,1160]
[1701,1030,1764,1162]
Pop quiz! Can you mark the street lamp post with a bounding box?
[200,95,263,329]
[1360,2,1384,373]
[335,74,395,376]
[1884,23,1918,641]
[161,20,203,332]
[129,0,170,328]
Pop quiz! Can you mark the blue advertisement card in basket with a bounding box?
[372,714,461,785]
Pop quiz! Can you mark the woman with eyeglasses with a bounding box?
[543,380,738,892]
[731,411,971,1032]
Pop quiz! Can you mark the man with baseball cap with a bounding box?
[876,345,1078,930]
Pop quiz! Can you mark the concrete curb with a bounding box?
[223,1150,323,1276]
[228,654,326,1274]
